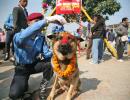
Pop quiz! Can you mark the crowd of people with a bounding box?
[85,16,129,64]
[0,0,130,99]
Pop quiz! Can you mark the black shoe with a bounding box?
[22,93,32,100]
[4,53,9,61]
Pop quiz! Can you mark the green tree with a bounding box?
[42,0,121,22]
[82,0,121,21]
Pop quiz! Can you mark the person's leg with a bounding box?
[120,42,125,59]
[4,30,13,60]
[10,32,14,55]
[9,31,15,62]
[0,42,5,64]
[34,61,53,100]
[33,61,53,79]
[117,42,124,59]
[4,30,11,60]
[86,39,92,59]
[124,42,128,54]
[92,38,99,64]
[0,42,5,49]
[98,39,103,61]
[9,65,29,99]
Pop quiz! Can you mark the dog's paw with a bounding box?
[47,95,54,100]
[65,96,71,100]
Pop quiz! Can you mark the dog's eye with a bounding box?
[57,36,63,40]
[68,36,71,40]
[55,36,62,41]
[68,36,74,42]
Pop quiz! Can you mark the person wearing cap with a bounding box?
[9,12,67,100]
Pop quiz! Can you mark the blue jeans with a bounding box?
[92,38,103,64]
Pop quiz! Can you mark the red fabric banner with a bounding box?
[56,0,81,14]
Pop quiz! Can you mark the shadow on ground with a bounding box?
[80,78,101,93]
[123,56,130,61]
[0,69,14,80]
[72,78,101,100]
[103,53,112,61]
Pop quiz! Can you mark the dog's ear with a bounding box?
[76,37,84,42]
[47,34,56,40]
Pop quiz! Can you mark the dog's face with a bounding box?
[53,32,77,60]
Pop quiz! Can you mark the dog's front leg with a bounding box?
[47,76,58,100]
[65,84,74,100]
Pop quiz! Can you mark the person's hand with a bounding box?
[45,15,67,24]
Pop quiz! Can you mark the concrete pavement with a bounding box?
[0,51,130,100]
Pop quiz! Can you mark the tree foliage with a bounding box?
[42,0,121,22]
[83,0,121,16]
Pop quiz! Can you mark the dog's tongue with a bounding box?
[61,38,68,45]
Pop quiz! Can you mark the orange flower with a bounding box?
[52,52,76,78]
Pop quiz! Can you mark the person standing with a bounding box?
[115,17,129,62]
[8,0,28,61]
[4,14,14,60]
[107,29,116,47]
[9,13,66,100]
[13,0,28,33]
[91,15,106,64]
[86,22,92,59]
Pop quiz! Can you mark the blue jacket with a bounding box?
[13,20,52,64]
[4,14,14,30]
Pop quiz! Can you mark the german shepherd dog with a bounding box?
[47,32,80,100]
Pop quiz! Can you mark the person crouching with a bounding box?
[9,13,66,100]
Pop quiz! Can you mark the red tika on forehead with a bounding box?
[61,37,68,44]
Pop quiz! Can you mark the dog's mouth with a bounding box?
[58,43,72,56]
[59,58,71,65]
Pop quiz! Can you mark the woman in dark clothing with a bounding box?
[91,15,106,64]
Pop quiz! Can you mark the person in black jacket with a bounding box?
[13,0,28,33]
[115,17,129,62]
[91,15,106,64]
[8,0,28,61]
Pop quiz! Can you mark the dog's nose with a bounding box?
[58,43,72,55]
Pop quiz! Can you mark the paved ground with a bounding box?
[0,50,130,100]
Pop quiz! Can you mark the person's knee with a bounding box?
[9,76,28,99]
[9,89,22,99]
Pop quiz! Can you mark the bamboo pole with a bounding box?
[49,7,56,16]
[81,6,93,22]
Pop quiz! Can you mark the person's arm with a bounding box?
[14,20,47,46]
[4,14,13,29]
[115,25,123,36]
[13,7,19,30]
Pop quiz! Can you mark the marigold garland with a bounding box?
[52,52,77,78]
